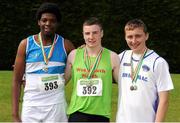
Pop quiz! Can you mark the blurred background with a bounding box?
[0,0,179,73]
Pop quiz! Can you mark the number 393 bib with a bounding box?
[38,74,64,92]
[77,78,102,96]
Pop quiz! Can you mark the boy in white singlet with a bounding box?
[116,19,174,122]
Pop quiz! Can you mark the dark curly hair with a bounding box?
[36,2,61,22]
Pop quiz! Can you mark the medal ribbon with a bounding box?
[131,48,148,84]
[84,48,103,79]
[38,32,57,65]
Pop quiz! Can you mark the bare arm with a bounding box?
[64,39,75,54]
[12,39,26,122]
[155,91,169,122]
[64,49,76,85]
[110,51,120,83]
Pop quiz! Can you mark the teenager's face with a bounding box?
[125,27,149,54]
[83,24,103,48]
[38,13,58,36]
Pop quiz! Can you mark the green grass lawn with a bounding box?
[0,71,179,122]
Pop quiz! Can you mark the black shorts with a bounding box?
[68,111,110,122]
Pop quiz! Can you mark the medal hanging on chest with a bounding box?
[38,32,57,72]
[130,85,134,91]
[130,48,148,91]
[83,48,103,79]
[130,85,138,91]
[42,66,48,72]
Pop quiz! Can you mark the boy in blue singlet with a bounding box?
[12,2,75,122]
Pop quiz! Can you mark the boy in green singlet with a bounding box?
[65,17,120,122]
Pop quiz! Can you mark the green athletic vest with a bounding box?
[67,47,113,118]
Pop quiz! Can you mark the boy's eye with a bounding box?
[41,19,47,22]
[40,18,57,23]
[84,32,90,35]
[135,34,141,38]
[127,35,133,39]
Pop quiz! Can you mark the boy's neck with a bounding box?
[133,47,147,54]
[35,33,55,46]
[85,45,103,57]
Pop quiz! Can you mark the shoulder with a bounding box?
[110,50,119,59]
[69,49,77,56]
[64,38,75,54]
[102,48,119,61]
[69,47,85,57]
[148,50,167,65]
[119,50,130,57]
[67,49,77,64]
[18,38,27,50]
[118,50,131,63]
[103,48,118,56]
[150,51,170,72]
[154,56,168,68]
[15,38,29,58]
[106,49,120,68]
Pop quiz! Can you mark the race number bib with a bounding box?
[38,75,64,92]
[77,78,102,96]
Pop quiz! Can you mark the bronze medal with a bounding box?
[133,85,137,90]
[130,49,148,92]
[130,85,134,91]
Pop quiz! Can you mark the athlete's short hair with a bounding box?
[83,17,103,30]
[36,2,61,22]
[125,19,148,33]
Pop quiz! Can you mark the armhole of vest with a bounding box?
[60,36,67,58]
[73,48,80,65]
[120,50,127,64]
[26,37,29,55]
[153,56,161,72]
[104,48,112,69]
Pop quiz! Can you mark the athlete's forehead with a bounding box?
[125,27,145,35]
[125,25,145,32]
[83,24,102,32]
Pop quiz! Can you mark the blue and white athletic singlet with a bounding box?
[23,34,67,106]
[116,50,174,122]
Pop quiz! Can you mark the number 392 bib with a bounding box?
[77,78,102,96]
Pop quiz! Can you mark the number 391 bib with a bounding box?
[38,75,64,92]
[77,78,102,96]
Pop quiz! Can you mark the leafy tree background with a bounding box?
[0,0,179,73]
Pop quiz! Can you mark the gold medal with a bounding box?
[84,48,103,79]
[38,32,56,71]
[42,67,48,72]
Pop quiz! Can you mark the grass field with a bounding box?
[0,71,179,122]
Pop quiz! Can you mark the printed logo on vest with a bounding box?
[123,63,131,66]
[142,65,150,72]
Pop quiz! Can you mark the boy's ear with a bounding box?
[38,20,40,26]
[101,30,104,38]
[146,33,149,40]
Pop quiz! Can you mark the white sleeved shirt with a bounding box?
[116,50,174,122]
